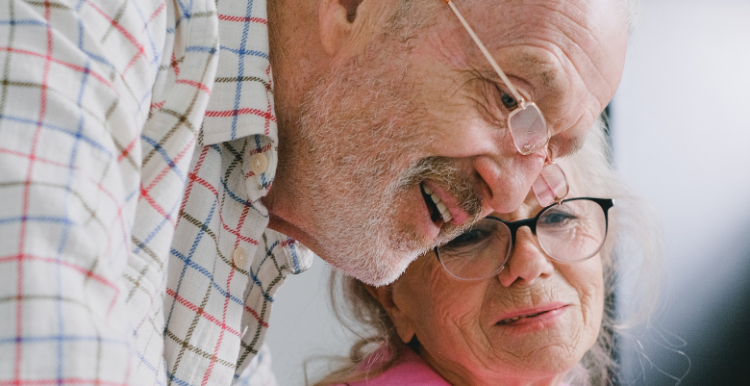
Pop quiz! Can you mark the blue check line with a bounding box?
[170,247,252,306]
[164,199,217,330]
[166,372,192,386]
[0,19,46,26]
[0,114,113,157]
[218,178,268,219]
[186,45,218,55]
[135,348,165,384]
[141,134,186,182]
[0,216,75,226]
[0,334,128,346]
[127,0,159,65]
[219,46,268,60]
[132,199,179,256]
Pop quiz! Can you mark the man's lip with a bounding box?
[421,181,469,226]
[495,303,568,324]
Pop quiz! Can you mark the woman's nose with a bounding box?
[497,227,554,287]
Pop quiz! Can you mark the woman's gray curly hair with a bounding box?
[312,118,661,386]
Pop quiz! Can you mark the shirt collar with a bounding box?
[201,0,276,147]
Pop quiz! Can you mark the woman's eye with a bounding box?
[540,211,576,226]
[445,229,489,249]
[500,91,518,109]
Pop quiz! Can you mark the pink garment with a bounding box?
[337,345,572,386]
[340,347,450,386]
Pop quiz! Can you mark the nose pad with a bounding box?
[497,227,554,287]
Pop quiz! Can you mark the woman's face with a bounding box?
[372,187,605,386]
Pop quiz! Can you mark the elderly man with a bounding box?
[0,0,629,384]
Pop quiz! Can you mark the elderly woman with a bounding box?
[314,122,659,386]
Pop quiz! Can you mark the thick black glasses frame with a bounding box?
[488,197,613,245]
[434,197,614,255]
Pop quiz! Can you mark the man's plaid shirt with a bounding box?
[0,0,313,385]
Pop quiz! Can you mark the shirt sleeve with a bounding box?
[232,344,279,386]
[0,0,216,384]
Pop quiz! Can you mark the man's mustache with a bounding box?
[398,156,484,235]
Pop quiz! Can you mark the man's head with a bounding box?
[264,0,630,286]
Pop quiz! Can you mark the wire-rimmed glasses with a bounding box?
[444,0,569,206]
[435,197,614,281]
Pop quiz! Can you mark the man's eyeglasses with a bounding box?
[434,197,614,281]
[444,0,569,206]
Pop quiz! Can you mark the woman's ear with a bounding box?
[365,284,416,344]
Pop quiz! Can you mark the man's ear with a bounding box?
[318,0,392,58]
[365,284,417,344]
[318,0,357,56]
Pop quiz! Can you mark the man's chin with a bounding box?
[328,247,422,287]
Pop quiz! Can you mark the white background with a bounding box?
[265,1,750,385]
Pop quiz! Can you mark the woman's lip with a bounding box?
[422,180,469,226]
[495,303,569,325]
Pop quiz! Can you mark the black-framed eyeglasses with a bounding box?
[434,197,614,281]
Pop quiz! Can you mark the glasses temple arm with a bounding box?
[444,0,525,103]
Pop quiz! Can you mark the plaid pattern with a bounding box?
[0,0,312,382]
[164,0,314,384]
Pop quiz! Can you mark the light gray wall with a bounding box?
[610,0,750,384]
[265,256,353,386]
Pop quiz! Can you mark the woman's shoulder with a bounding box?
[334,347,450,386]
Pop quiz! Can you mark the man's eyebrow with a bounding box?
[515,54,560,88]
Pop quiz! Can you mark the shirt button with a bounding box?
[232,247,247,268]
[251,153,268,175]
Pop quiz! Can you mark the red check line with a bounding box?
[165,288,242,337]
[0,254,120,292]
[144,138,197,192]
[150,100,166,110]
[188,173,219,197]
[117,137,139,163]
[85,1,146,75]
[15,2,54,377]
[0,148,75,170]
[200,267,236,385]
[170,52,180,78]
[204,108,276,121]
[217,14,267,24]
[176,79,211,95]
[0,47,116,92]
[233,204,251,249]
[219,210,259,246]
[243,304,268,329]
[178,146,211,227]
[146,0,167,26]
[139,184,175,227]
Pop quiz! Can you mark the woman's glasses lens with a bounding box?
[436,198,610,281]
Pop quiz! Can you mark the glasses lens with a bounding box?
[536,199,607,262]
[437,218,512,280]
[532,163,569,207]
[508,103,548,155]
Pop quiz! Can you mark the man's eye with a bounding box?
[500,92,518,109]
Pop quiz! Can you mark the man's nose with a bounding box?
[497,228,553,287]
[472,152,545,216]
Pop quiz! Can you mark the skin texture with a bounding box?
[369,181,605,386]
[264,0,628,285]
